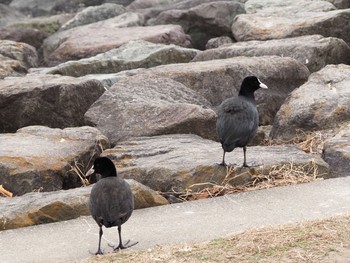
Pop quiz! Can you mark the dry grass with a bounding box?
[83,214,350,263]
[170,160,322,202]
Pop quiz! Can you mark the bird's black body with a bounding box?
[87,157,136,255]
[216,76,267,166]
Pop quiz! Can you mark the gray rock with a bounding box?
[245,0,336,14]
[270,64,350,141]
[9,0,104,17]
[0,3,25,27]
[0,40,38,78]
[102,134,329,192]
[84,76,216,145]
[60,3,127,31]
[42,18,193,66]
[46,40,200,77]
[0,179,168,231]
[205,36,234,49]
[322,128,350,178]
[0,28,49,50]
[7,13,75,34]
[148,1,245,49]
[232,9,350,47]
[113,56,310,125]
[105,0,134,6]
[0,74,105,132]
[327,0,350,8]
[0,126,110,196]
[193,35,350,73]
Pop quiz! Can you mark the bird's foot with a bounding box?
[89,249,104,255]
[242,161,262,168]
[108,240,139,251]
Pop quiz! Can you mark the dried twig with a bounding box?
[0,184,13,197]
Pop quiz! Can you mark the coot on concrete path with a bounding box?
[86,157,137,255]
[216,76,268,166]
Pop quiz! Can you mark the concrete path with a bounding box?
[1,177,350,263]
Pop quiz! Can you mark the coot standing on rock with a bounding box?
[86,157,137,255]
[216,76,268,166]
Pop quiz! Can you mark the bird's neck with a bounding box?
[239,90,256,102]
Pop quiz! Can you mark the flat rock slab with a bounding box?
[0,126,109,195]
[0,74,105,132]
[323,128,350,178]
[43,19,192,65]
[101,134,329,193]
[85,75,216,145]
[232,9,350,47]
[46,40,200,77]
[193,35,350,73]
[271,64,350,141]
[0,179,168,231]
[245,0,336,14]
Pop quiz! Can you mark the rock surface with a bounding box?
[60,3,127,31]
[0,74,105,132]
[245,0,336,14]
[322,128,350,178]
[0,179,168,231]
[271,64,350,141]
[193,35,350,73]
[85,75,216,145]
[148,1,245,49]
[46,40,200,77]
[42,20,193,66]
[0,126,109,195]
[0,40,38,78]
[113,56,310,125]
[232,9,350,47]
[102,134,329,192]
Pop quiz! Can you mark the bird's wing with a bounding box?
[216,97,258,149]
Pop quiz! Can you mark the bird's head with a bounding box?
[239,76,268,98]
[85,157,117,180]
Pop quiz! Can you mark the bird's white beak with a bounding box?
[258,79,268,89]
[85,165,95,177]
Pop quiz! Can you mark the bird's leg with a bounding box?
[218,151,227,166]
[95,226,104,255]
[242,146,248,167]
[109,225,138,251]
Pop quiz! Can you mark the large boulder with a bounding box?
[102,134,329,192]
[270,64,350,141]
[0,3,25,26]
[46,40,200,77]
[112,56,310,125]
[0,74,105,132]
[0,179,168,231]
[60,3,127,31]
[0,40,38,78]
[0,126,110,196]
[245,0,336,14]
[322,128,350,178]
[148,1,245,49]
[0,28,48,50]
[84,76,216,145]
[42,19,192,66]
[193,35,350,73]
[9,0,104,17]
[232,9,350,47]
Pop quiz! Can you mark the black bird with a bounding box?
[86,157,136,255]
[216,76,268,167]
